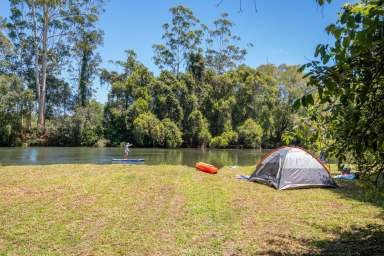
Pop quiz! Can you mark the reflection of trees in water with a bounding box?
[141,149,248,167]
[206,150,238,168]
[180,149,240,168]
[139,148,266,167]
[139,149,184,165]
[0,147,265,166]
[164,149,183,165]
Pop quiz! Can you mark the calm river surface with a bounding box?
[0,147,265,167]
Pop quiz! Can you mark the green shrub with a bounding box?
[152,122,165,146]
[162,118,183,148]
[133,112,164,146]
[238,119,263,148]
[46,101,104,146]
[132,114,183,148]
[80,127,100,146]
[185,110,212,147]
[198,124,211,148]
[95,139,110,147]
[222,130,238,144]
[209,136,229,148]
[209,130,238,148]
[0,75,33,146]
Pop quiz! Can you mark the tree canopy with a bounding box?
[298,0,384,184]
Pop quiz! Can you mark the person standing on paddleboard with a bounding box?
[124,142,133,159]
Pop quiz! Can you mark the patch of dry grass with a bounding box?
[0,164,383,255]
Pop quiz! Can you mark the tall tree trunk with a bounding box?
[38,4,49,130]
[78,41,90,107]
[27,102,32,131]
[30,0,41,118]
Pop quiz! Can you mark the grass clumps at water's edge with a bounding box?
[0,164,383,255]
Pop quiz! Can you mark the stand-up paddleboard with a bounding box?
[112,159,144,164]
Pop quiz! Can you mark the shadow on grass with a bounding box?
[331,181,384,218]
[258,181,384,256]
[258,224,384,256]
[313,223,384,256]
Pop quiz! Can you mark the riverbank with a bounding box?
[0,164,383,255]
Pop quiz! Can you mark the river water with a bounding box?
[0,147,265,167]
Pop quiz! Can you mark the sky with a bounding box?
[0,0,348,103]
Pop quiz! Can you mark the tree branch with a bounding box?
[238,0,243,13]
[216,0,224,8]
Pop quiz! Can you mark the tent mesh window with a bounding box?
[257,155,280,181]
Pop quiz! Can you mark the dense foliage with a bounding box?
[0,75,33,146]
[0,3,311,148]
[96,6,309,148]
[102,48,308,148]
[0,0,105,146]
[299,0,384,185]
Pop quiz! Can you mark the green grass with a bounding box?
[0,164,383,255]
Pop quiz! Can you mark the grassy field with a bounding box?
[0,164,383,255]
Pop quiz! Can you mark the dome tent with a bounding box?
[249,146,337,190]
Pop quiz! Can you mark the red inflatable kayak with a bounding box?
[196,162,218,174]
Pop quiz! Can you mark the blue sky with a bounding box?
[0,0,347,103]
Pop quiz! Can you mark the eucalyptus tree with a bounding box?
[187,51,206,84]
[45,76,74,118]
[0,16,12,74]
[225,0,331,11]
[205,13,247,74]
[0,16,11,55]
[100,50,140,85]
[153,5,204,77]
[71,0,105,107]
[7,0,104,130]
